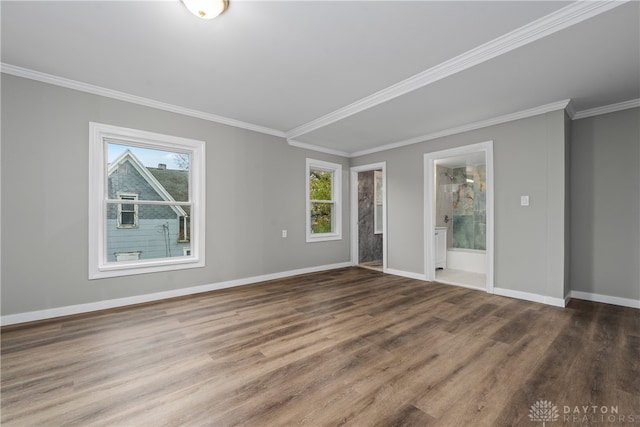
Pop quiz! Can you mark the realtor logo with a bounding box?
[529,400,560,426]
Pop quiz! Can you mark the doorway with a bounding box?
[424,142,494,292]
[351,162,386,272]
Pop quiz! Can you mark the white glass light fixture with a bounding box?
[182,0,228,19]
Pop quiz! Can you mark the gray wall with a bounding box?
[3,73,637,317]
[351,111,570,300]
[1,74,350,316]
[571,108,640,300]
[564,112,572,299]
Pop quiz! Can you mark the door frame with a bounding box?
[423,141,494,293]
[350,162,387,270]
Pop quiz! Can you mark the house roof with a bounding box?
[147,168,189,204]
[2,1,638,156]
[147,167,191,217]
[108,150,188,217]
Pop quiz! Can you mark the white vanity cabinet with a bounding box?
[435,227,447,269]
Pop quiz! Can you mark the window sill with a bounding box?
[90,257,204,280]
[306,233,342,243]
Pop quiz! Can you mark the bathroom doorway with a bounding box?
[351,162,386,272]
[424,142,494,292]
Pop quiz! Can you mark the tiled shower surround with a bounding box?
[358,170,383,263]
[436,164,486,251]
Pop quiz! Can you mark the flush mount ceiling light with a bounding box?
[182,0,228,19]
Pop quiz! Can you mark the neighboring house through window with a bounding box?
[306,158,342,242]
[178,215,190,243]
[89,122,205,279]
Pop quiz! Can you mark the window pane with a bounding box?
[107,203,192,262]
[309,169,332,201]
[108,142,189,202]
[310,202,334,234]
[121,212,135,225]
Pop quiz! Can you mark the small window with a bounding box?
[306,158,342,242]
[117,193,138,228]
[89,122,205,279]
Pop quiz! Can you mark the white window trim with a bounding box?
[89,122,206,279]
[306,158,342,242]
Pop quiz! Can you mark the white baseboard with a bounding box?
[569,290,639,309]
[384,268,428,281]
[493,287,566,308]
[0,262,352,326]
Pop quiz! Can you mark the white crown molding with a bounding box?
[287,138,351,157]
[349,99,572,158]
[573,98,640,120]
[285,0,627,140]
[1,63,287,139]
[564,99,576,120]
[289,96,638,158]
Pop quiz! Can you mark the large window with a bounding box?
[306,158,342,242]
[89,123,205,279]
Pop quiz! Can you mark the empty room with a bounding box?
[1,1,639,426]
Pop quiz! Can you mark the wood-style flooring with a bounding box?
[2,267,639,426]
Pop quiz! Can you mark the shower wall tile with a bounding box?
[358,171,383,263]
[453,215,474,249]
[451,164,486,250]
[474,212,486,250]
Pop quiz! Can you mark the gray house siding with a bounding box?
[108,159,176,219]
[107,157,189,262]
[106,219,189,262]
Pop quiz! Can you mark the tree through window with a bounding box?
[306,159,342,242]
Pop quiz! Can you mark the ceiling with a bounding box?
[2,1,639,157]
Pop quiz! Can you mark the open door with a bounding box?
[351,162,386,271]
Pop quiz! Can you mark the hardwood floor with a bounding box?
[2,268,639,426]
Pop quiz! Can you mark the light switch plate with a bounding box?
[281,230,287,238]
[521,195,530,206]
